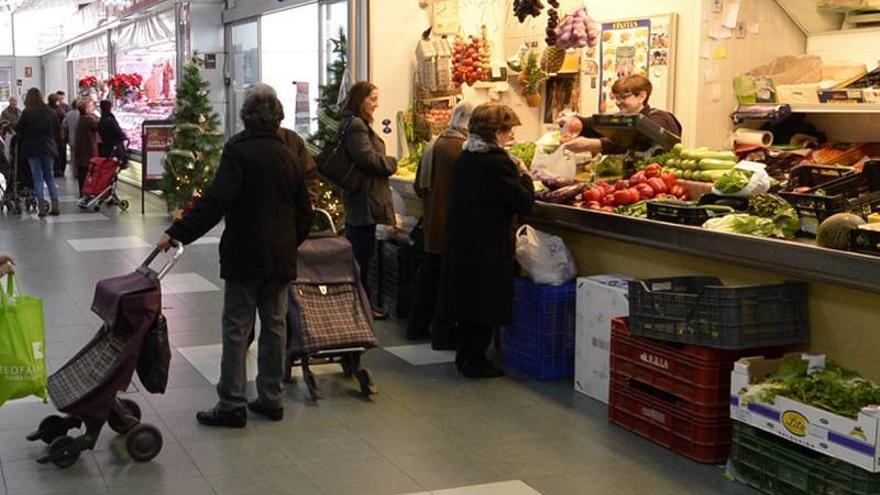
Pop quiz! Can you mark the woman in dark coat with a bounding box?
[406,101,474,342]
[73,98,100,196]
[48,93,67,177]
[97,99,127,158]
[15,88,61,217]
[439,103,535,378]
[339,81,398,319]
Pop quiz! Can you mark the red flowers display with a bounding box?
[78,76,98,90]
[107,73,143,97]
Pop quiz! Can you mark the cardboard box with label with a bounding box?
[730,354,880,472]
[574,274,632,404]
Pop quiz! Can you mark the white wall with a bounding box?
[189,1,228,132]
[0,56,43,97]
[42,49,69,97]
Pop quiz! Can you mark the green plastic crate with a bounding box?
[731,423,880,495]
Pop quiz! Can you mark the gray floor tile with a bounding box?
[387,447,514,491]
[298,455,423,495]
[66,236,150,252]
[205,464,321,495]
[104,477,215,495]
[94,441,201,488]
[2,453,108,495]
[182,436,290,477]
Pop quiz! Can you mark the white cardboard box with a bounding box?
[574,274,632,404]
[730,354,880,472]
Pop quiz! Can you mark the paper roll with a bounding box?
[733,129,773,147]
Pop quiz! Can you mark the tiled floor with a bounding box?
[0,176,757,495]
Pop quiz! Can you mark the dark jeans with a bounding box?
[406,252,442,339]
[55,142,67,176]
[455,322,495,365]
[345,224,377,301]
[217,279,288,411]
[76,166,88,197]
[28,155,58,204]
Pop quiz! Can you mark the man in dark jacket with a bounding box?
[157,84,314,427]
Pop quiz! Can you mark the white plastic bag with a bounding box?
[515,225,577,286]
[711,160,771,198]
[530,145,577,181]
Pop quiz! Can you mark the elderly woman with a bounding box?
[438,103,535,379]
[157,83,314,427]
[406,101,474,342]
[73,98,99,197]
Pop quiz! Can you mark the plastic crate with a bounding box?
[779,161,880,234]
[850,227,880,256]
[628,277,809,349]
[610,318,787,412]
[731,423,880,495]
[368,241,425,318]
[503,278,576,380]
[784,164,855,191]
[609,374,732,463]
[646,201,731,226]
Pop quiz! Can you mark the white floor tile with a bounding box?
[44,213,109,223]
[67,235,150,252]
[161,272,220,295]
[191,236,221,245]
[385,344,456,366]
[398,481,542,495]
[57,195,81,202]
[178,343,338,385]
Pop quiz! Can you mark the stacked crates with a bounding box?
[368,240,425,319]
[608,276,810,464]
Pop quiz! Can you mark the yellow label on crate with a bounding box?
[782,411,809,437]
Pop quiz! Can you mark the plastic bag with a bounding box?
[530,145,577,181]
[136,314,171,394]
[515,225,577,286]
[712,161,771,198]
[0,274,47,407]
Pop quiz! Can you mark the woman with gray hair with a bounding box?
[157,83,314,427]
[407,100,474,342]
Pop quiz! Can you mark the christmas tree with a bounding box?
[306,29,348,229]
[160,56,224,216]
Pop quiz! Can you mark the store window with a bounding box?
[112,9,177,152]
[0,67,12,111]
[69,35,110,99]
[229,20,259,135]
[261,4,320,135]
[320,0,348,85]
[0,12,12,56]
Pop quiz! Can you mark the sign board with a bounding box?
[141,119,174,213]
[203,53,217,70]
[23,66,32,78]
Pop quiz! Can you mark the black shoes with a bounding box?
[196,408,247,428]
[371,308,388,320]
[456,357,505,379]
[248,400,284,421]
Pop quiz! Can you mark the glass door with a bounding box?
[228,19,260,136]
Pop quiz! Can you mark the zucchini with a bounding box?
[672,143,684,156]
[666,158,681,168]
[680,159,698,170]
[683,170,694,180]
[698,170,729,182]
[674,169,684,179]
[698,158,737,171]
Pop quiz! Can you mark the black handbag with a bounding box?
[136,314,171,394]
[315,117,366,192]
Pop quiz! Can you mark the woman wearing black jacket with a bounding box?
[97,99,127,158]
[339,81,398,319]
[438,103,535,378]
[15,88,61,216]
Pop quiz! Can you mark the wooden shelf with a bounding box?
[789,103,880,114]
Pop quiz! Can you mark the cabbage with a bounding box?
[703,214,777,238]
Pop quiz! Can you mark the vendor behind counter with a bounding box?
[566,74,682,155]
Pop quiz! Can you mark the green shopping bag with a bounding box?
[0,273,48,406]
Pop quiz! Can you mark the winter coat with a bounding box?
[73,114,99,170]
[62,109,81,146]
[278,127,319,205]
[1,106,21,125]
[414,132,466,254]
[339,113,397,226]
[438,137,535,326]
[15,107,60,160]
[97,113,126,157]
[166,130,315,281]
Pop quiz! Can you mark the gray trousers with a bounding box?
[217,279,288,411]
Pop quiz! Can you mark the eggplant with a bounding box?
[541,176,580,190]
[543,183,587,204]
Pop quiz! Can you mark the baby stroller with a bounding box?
[286,209,379,401]
[27,242,184,468]
[0,134,38,215]
[78,155,130,213]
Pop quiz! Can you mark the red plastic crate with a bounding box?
[609,374,731,464]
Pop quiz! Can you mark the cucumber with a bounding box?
[666,158,681,168]
[698,158,737,171]
[674,169,684,179]
[683,170,694,180]
[698,150,737,161]
[680,159,698,170]
[672,143,684,156]
[699,170,729,182]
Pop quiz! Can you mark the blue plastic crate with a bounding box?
[503,278,576,380]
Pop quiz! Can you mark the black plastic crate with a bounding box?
[779,161,880,234]
[784,164,855,191]
[646,201,733,226]
[628,276,809,349]
[368,240,425,319]
[731,423,880,495]
[850,227,880,256]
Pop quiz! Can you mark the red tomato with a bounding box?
[635,183,655,199]
[627,188,641,203]
[585,187,604,203]
[660,173,677,189]
[629,171,647,185]
[600,206,616,213]
[594,180,610,189]
[647,177,668,194]
[613,190,633,206]
[601,194,616,207]
[614,179,631,191]
[645,163,662,178]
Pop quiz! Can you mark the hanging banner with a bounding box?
[293,81,311,136]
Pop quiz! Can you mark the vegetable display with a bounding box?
[817,213,866,250]
[703,214,777,238]
[452,27,491,87]
[508,142,537,169]
[748,194,801,240]
[742,356,880,419]
[714,169,753,195]
[660,144,738,182]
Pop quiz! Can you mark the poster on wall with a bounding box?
[599,14,677,114]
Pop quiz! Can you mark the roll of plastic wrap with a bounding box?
[733,129,773,147]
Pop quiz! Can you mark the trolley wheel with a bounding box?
[108,398,142,434]
[27,415,82,444]
[118,199,130,211]
[92,204,101,213]
[357,368,377,396]
[46,435,80,468]
[126,424,163,462]
[25,198,36,211]
[12,204,21,215]
[304,370,320,401]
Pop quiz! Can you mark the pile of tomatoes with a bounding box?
[575,163,690,211]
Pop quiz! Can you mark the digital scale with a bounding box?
[591,113,682,151]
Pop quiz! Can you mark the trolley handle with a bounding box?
[140,240,184,280]
[314,208,336,234]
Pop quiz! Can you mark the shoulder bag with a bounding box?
[315,117,366,192]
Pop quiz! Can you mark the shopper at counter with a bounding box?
[97,100,127,158]
[339,80,398,320]
[157,84,314,428]
[407,101,474,343]
[73,99,100,197]
[439,103,535,379]
[564,74,682,155]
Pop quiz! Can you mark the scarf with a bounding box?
[417,128,468,191]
